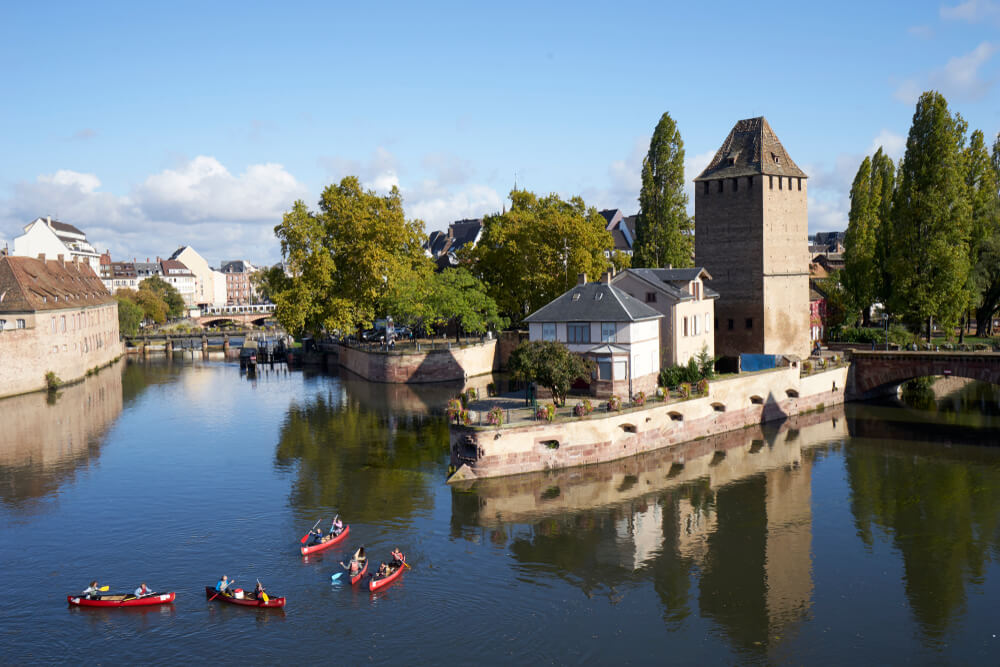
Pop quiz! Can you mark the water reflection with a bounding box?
[0,362,124,512]
[274,386,450,522]
[452,406,847,658]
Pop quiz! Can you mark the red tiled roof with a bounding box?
[0,256,113,313]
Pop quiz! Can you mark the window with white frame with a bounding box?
[683,317,688,336]
[16,319,25,329]
[542,323,556,341]
[693,316,699,335]
[601,322,616,342]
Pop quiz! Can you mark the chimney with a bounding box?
[601,270,614,284]
[46,216,52,227]
[37,253,46,262]
[577,272,587,286]
[667,263,672,270]
[57,254,65,266]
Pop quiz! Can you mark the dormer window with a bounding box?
[772,153,781,165]
[726,157,735,167]
[572,293,581,301]
[595,292,603,300]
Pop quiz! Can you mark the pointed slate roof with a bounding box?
[695,117,806,181]
[524,282,662,323]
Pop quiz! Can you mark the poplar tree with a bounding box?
[871,148,896,305]
[888,91,972,340]
[633,112,692,268]
[843,156,877,325]
[969,131,1000,335]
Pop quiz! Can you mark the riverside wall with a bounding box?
[449,365,848,480]
[336,339,497,383]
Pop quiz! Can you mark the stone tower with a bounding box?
[694,117,810,359]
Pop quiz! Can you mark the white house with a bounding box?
[159,259,197,307]
[611,267,717,367]
[12,217,101,272]
[169,246,225,308]
[523,272,662,398]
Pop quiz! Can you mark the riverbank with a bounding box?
[448,364,848,480]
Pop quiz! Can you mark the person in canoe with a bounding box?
[82,581,101,600]
[330,515,344,536]
[133,582,152,597]
[390,548,405,567]
[215,575,232,596]
[376,562,389,577]
[254,581,266,600]
[340,546,367,575]
[309,515,344,545]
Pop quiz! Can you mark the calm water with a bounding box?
[2,360,1000,665]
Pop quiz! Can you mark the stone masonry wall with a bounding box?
[451,365,848,479]
[0,302,123,399]
[337,339,497,383]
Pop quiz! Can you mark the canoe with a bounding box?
[369,558,405,592]
[350,559,369,585]
[300,525,350,556]
[204,586,286,608]
[68,592,175,607]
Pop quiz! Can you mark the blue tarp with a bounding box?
[740,354,778,372]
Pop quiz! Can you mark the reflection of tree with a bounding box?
[121,360,181,405]
[274,392,449,522]
[846,442,1000,639]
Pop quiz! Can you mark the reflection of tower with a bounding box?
[764,459,813,635]
[615,501,664,570]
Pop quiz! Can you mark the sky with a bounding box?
[1,0,998,267]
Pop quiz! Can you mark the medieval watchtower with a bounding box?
[694,117,810,359]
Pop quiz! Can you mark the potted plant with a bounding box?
[607,395,622,411]
[678,383,691,399]
[487,405,504,428]
[447,398,462,423]
[633,391,646,406]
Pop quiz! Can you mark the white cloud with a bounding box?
[895,41,998,103]
[808,197,849,235]
[320,146,400,193]
[941,0,1000,23]
[407,184,503,229]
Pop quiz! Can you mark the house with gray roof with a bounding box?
[11,216,101,272]
[611,267,717,367]
[424,218,483,269]
[599,209,636,256]
[523,271,662,398]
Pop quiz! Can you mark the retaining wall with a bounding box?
[450,365,848,479]
[337,339,497,383]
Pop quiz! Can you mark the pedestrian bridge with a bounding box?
[195,304,275,327]
[850,350,1000,395]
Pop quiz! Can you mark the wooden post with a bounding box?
[223,335,230,354]
[165,337,173,355]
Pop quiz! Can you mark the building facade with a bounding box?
[169,246,224,308]
[0,255,122,398]
[12,217,101,272]
[523,272,662,398]
[694,117,811,359]
[611,267,717,367]
[220,260,258,305]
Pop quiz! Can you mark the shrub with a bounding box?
[582,398,593,414]
[802,360,813,374]
[574,401,587,417]
[45,371,61,391]
[678,383,691,399]
[446,398,463,423]
[536,404,555,422]
[696,378,709,396]
[633,391,646,406]
[487,406,504,427]
[606,395,621,411]
[460,409,471,426]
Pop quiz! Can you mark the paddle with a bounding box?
[300,518,321,544]
[331,572,344,581]
[257,578,269,603]
[98,585,110,592]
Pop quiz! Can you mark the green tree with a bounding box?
[871,148,897,305]
[130,287,167,324]
[815,272,852,336]
[115,294,144,336]
[633,112,693,269]
[507,340,593,406]
[468,190,613,324]
[138,276,184,320]
[427,268,508,340]
[965,130,1000,336]
[888,91,972,340]
[271,177,428,337]
[843,156,877,324]
[251,265,288,304]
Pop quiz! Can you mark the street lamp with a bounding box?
[883,313,889,351]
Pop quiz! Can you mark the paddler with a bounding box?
[330,515,343,536]
[133,582,151,597]
[82,580,101,600]
[215,575,232,596]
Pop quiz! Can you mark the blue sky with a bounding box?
[1,0,998,266]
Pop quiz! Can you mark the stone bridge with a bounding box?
[195,304,275,327]
[850,350,1000,395]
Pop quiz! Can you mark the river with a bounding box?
[1,359,999,664]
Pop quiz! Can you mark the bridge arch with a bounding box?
[851,351,1000,395]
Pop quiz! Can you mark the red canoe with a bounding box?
[204,586,286,608]
[300,525,350,556]
[68,592,176,607]
[369,558,405,592]
[350,559,369,585]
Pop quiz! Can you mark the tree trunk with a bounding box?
[959,314,965,344]
[926,316,933,343]
[862,305,871,328]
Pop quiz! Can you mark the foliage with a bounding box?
[419,268,507,339]
[814,273,853,335]
[844,155,883,324]
[115,294,144,336]
[251,265,288,304]
[678,382,691,399]
[486,406,504,428]
[507,340,593,407]
[968,130,1000,336]
[633,111,693,269]
[888,91,972,338]
[606,395,621,411]
[446,398,463,422]
[536,404,555,422]
[573,399,595,417]
[659,351,715,388]
[139,276,185,320]
[271,177,428,337]
[633,391,646,406]
[694,345,717,380]
[45,371,61,391]
[802,360,813,374]
[695,378,709,396]
[467,190,614,324]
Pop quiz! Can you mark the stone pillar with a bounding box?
[202,335,208,353]
[143,338,149,358]
[223,335,230,354]
[165,337,173,355]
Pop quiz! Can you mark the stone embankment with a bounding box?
[448,365,848,481]
[335,339,498,383]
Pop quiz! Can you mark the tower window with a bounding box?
[645,292,656,303]
[746,318,753,329]
[732,178,738,192]
[747,175,753,189]
[703,181,709,195]
[769,176,773,189]
[717,180,723,193]
[797,178,802,191]
[779,177,782,190]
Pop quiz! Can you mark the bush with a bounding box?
[487,406,504,428]
[659,353,713,388]
[678,383,691,399]
[606,395,621,411]
[45,371,61,391]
